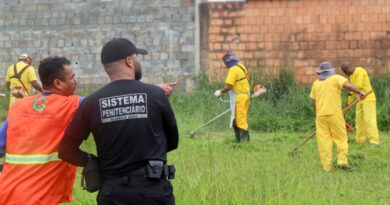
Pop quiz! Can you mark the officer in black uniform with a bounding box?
[59,38,179,205]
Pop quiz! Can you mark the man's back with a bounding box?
[64,80,178,180]
[5,61,37,91]
[310,74,347,116]
[0,94,80,205]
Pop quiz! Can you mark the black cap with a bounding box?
[101,38,147,64]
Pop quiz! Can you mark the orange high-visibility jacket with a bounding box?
[0,94,80,205]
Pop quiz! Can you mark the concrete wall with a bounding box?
[202,0,390,84]
[0,0,195,89]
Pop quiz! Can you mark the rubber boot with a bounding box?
[233,125,241,143]
[244,130,250,142]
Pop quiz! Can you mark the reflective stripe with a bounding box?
[5,152,61,164]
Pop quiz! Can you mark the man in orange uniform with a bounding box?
[0,56,80,205]
[341,62,380,147]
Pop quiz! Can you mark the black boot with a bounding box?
[244,130,250,142]
[233,125,241,143]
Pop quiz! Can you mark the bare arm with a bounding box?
[220,84,233,93]
[31,80,43,92]
[342,82,365,100]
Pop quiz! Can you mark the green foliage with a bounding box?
[371,74,390,130]
[250,69,315,132]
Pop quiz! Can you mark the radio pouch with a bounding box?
[81,154,101,193]
[146,160,164,179]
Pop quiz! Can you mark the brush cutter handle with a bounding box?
[342,90,372,113]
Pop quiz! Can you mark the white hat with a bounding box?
[19,53,29,60]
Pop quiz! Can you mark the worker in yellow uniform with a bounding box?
[214,52,250,143]
[341,62,380,147]
[310,62,365,171]
[5,54,42,108]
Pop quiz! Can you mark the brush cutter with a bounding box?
[346,122,354,132]
[190,86,267,138]
[289,90,373,156]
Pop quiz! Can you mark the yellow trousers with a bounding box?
[316,114,348,171]
[355,101,380,145]
[234,94,250,131]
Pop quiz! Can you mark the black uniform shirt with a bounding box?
[60,80,179,179]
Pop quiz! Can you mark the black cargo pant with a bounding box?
[97,175,175,205]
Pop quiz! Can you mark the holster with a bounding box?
[146,160,175,180]
[81,154,101,193]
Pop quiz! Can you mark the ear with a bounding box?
[53,79,63,90]
[125,56,134,68]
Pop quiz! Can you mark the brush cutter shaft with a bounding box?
[193,109,231,132]
[191,87,267,136]
[292,131,316,152]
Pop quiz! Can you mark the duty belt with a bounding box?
[105,161,176,185]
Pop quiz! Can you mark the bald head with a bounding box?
[341,62,355,76]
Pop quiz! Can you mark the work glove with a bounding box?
[214,90,222,97]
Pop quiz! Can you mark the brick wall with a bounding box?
[0,0,195,88]
[202,0,390,84]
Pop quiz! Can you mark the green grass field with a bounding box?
[1,71,389,204]
[69,130,390,205]
[67,71,390,204]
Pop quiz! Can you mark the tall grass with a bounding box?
[171,70,390,135]
[366,74,390,130]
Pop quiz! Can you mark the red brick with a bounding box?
[374,23,382,31]
[248,34,257,42]
[296,16,304,24]
[237,44,246,50]
[247,43,257,50]
[265,42,273,50]
[349,40,358,49]
[204,0,390,78]
[209,27,220,34]
[230,44,237,51]
[211,19,223,26]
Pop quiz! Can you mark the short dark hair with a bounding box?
[38,56,71,86]
[341,62,352,72]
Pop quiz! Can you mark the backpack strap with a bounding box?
[235,64,248,82]
[10,64,31,96]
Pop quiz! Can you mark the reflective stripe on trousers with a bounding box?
[5,152,60,164]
